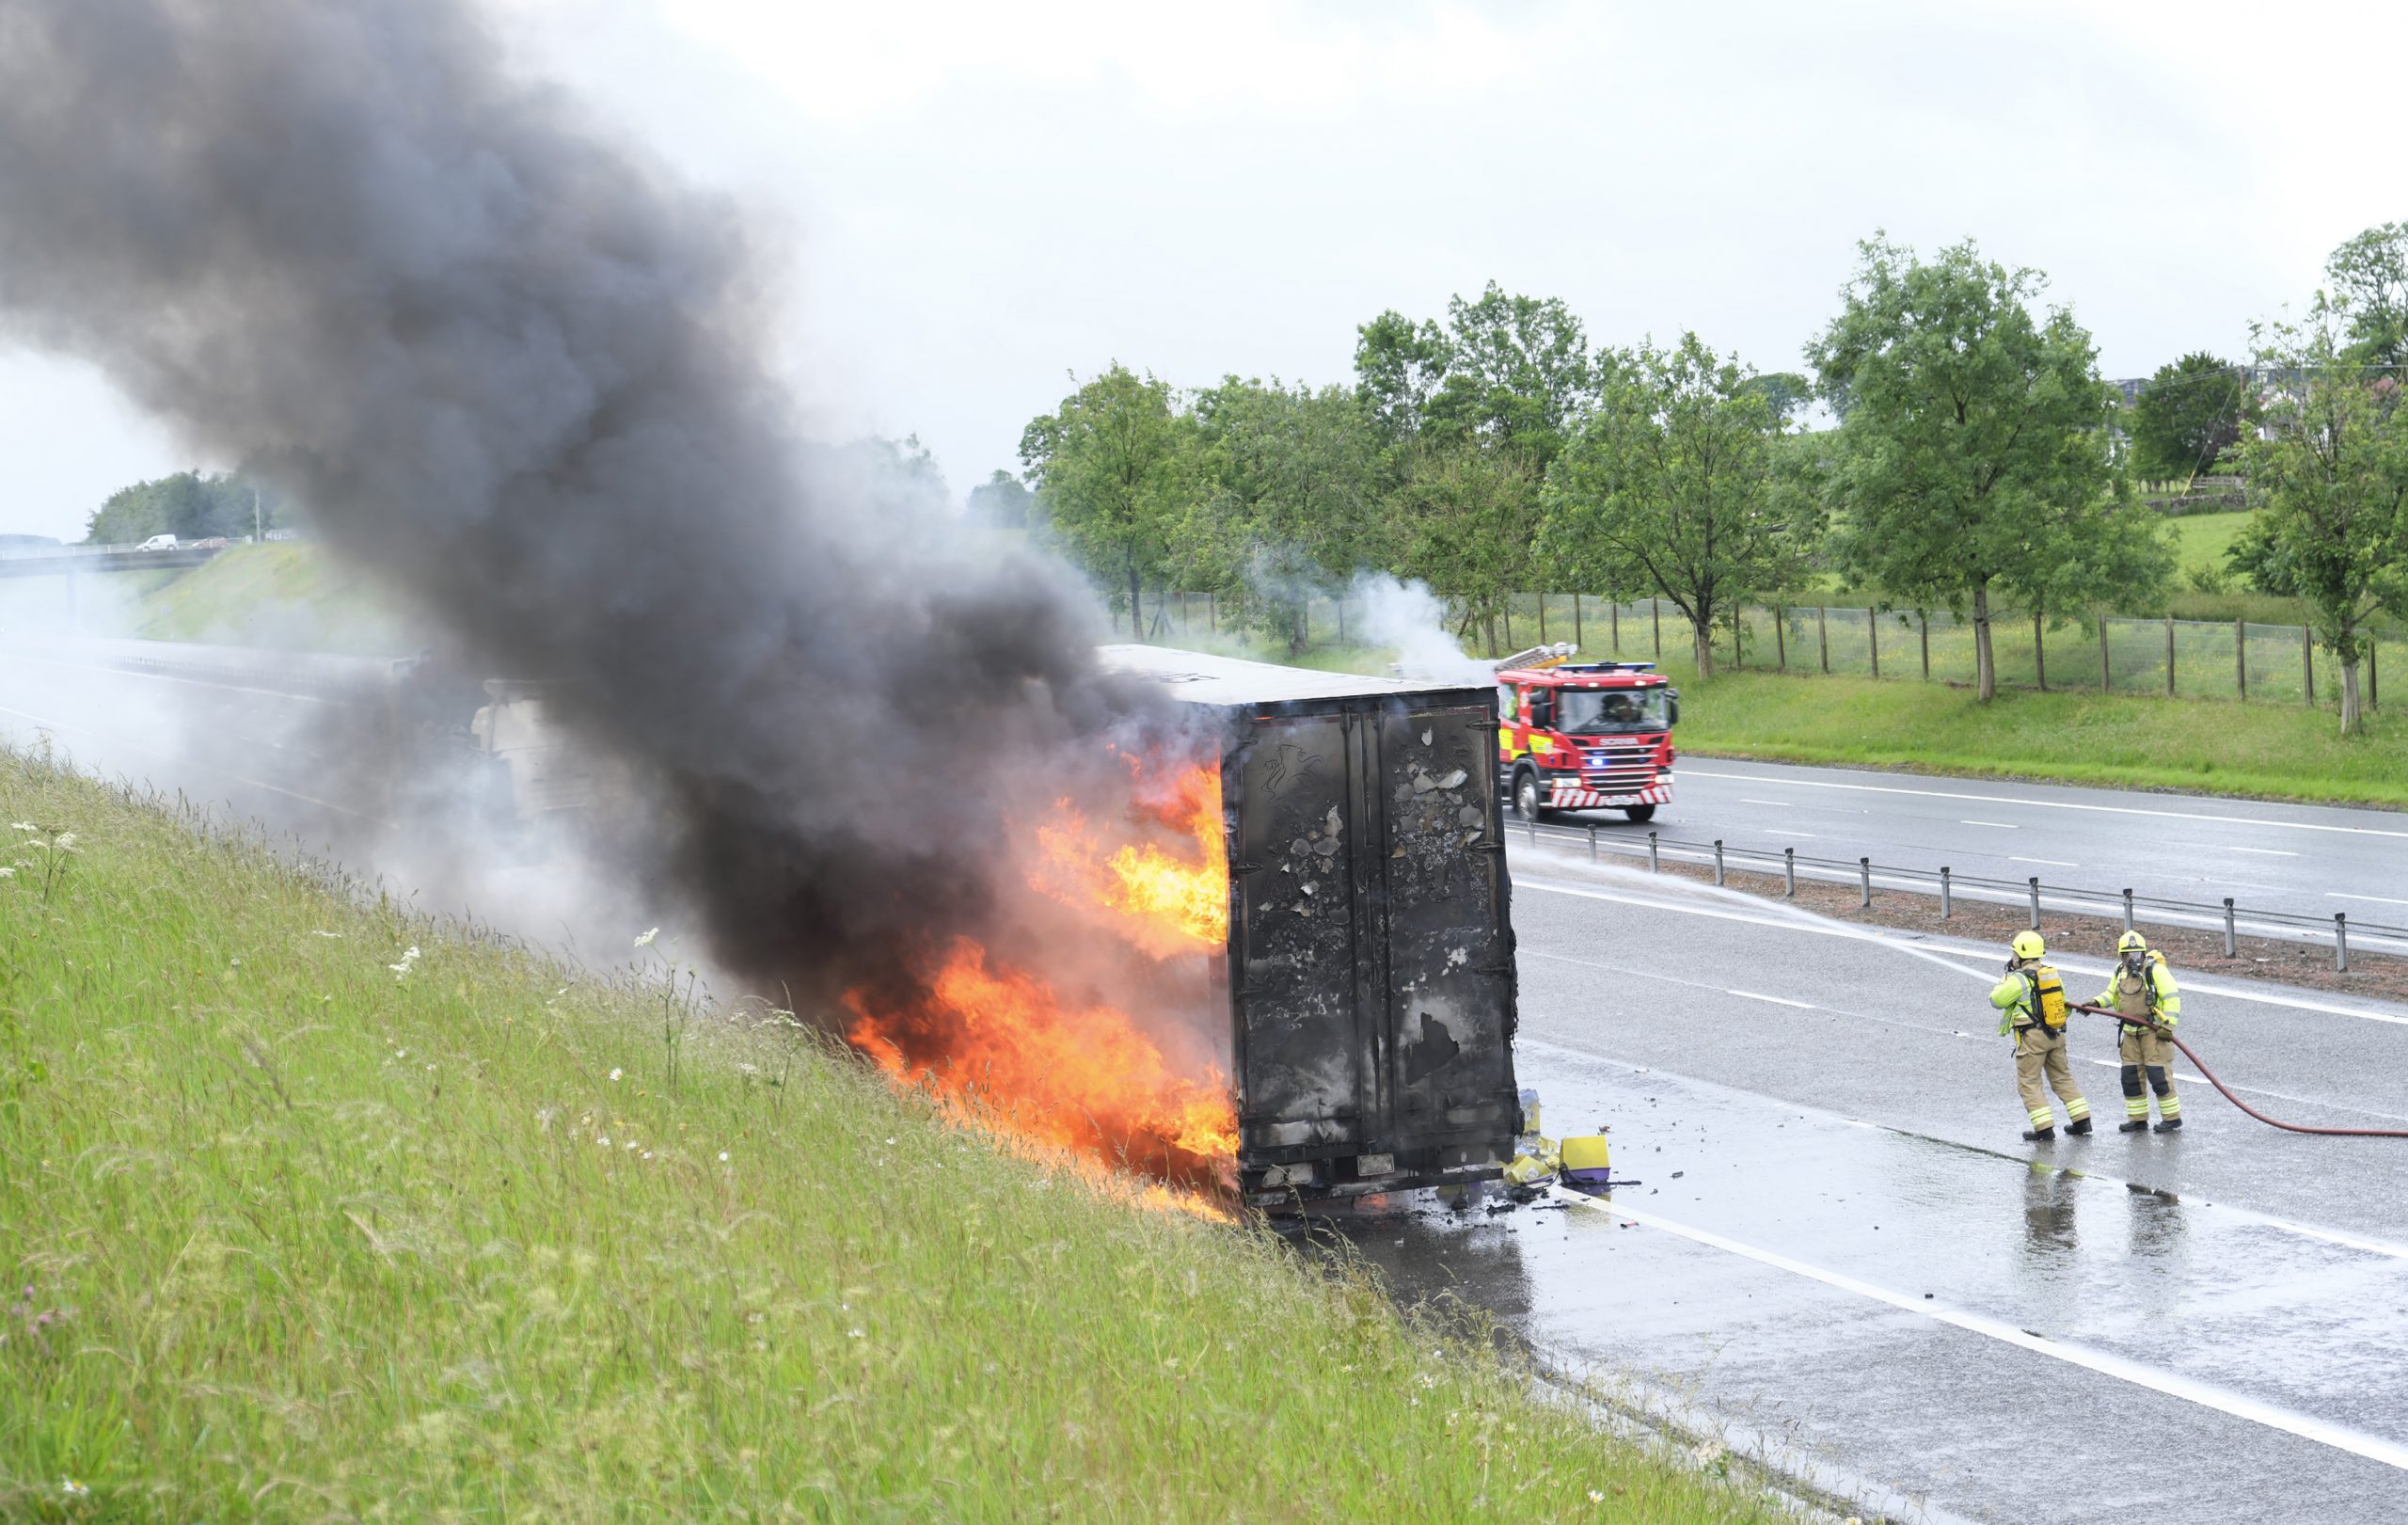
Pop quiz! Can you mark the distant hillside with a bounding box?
[132,542,420,654]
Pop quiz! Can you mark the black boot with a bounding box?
[2154,1116,2183,1134]
[2067,1117,2094,1136]
[2022,1126,2056,1141]
[2118,1119,2149,1134]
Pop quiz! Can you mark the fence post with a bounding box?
[2035,610,2048,691]
[2304,626,2315,704]
[1713,838,1725,886]
[1208,592,1217,633]
[2223,898,2236,958]
[1776,606,1787,671]
[1588,825,1597,861]
[1920,612,1931,680]
[2028,876,2042,929]
[2122,888,2134,933]
[1610,598,1620,651]
[2236,619,2247,701]
[1868,608,1880,679]
[1732,603,1743,670]
[2371,639,2379,709]
[1653,600,1662,659]
[2166,616,2177,697]
[1818,606,1830,674]
[2337,913,2350,973]
[1859,856,1872,908]
[1941,866,1953,919]
[1538,593,1547,643]
[2099,614,2111,693]
[1648,831,1659,873]
[1783,847,1797,898]
[1573,593,1583,651]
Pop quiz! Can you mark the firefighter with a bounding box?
[2097,930,2183,1134]
[1990,930,2092,1140]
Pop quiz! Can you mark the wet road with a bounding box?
[1336,839,2408,1523]
[1551,756,2408,938]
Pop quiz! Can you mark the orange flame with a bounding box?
[842,752,1237,1214]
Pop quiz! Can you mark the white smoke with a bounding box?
[1348,572,1498,687]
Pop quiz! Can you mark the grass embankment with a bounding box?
[1671,669,2408,807]
[0,751,1767,1522]
[132,543,413,654]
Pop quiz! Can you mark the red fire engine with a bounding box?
[1493,649,1680,823]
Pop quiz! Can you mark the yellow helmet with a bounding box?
[2010,929,2046,961]
[2116,930,2148,954]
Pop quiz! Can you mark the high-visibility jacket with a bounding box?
[2095,951,2180,1027]
[1990,960,2068,1036]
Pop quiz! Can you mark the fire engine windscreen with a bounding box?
[1556,689,1670,735]
[0,1,1204,1034]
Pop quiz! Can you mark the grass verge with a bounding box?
[0,749,1770,1522]
[131,543,415,654]
[1668,669,2408,808]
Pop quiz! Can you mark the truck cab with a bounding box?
[1495,659,1678,823]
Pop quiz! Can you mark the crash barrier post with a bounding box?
[1941,866,1952,918]
[1588,825,1598,861]
[1783,847,1797,898]
[1528,816,1538,847]
[1859,857,1872,908]
[2225,898,2237,957]
[1713,839,1725,886]
[2337,913,2350,973]
[1647,831,1659,873]
[2123,888,2134,933]
[2028,877,2042,930]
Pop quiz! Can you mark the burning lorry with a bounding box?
[1102,646,1525,1207]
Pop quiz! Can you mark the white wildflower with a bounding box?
[60,1476,88,1499]
[0,866,13,879]
[848,1327,865,1340]
[6,821,32,832]
[624,1139,639,1151]
[608,1068,623,1082]
[641,1151,653,1160]
[718,1151,731,1163]
[1588,1490,1605,1503]
[598,1136,610,1148]
[52,833,75,851]
[633,927,659,948]
[311,929,342,939]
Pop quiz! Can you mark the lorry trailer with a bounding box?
[1102,645,1525,1207]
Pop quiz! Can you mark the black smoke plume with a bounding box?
[0,0,1166,1008]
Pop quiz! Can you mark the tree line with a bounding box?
[1018,223,2408,733]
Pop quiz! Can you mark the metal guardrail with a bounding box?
[1510,818,2408,971]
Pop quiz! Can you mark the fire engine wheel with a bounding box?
[1622,804,1657,823]
[1513,769,1549,822]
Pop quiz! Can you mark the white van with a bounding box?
[135,533,180,551]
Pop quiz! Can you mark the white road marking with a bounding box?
[1740,797,1791,806]
[1764,829,1814,838]
[1682,765,2408,840]
[2230,847,2300,858]
[1960,819,2019,829]
[2331,893,2408,908]
[2010,856,2079,867]
[6,651,339,706]
[1551,1189,2408,1473]
[1724,989,1815,1009]
[1513,874,2408,1027]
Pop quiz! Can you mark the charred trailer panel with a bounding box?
[1100,646,1522,1207]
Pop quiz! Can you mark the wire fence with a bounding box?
[1508,818,2408,969]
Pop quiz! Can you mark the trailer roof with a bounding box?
[1099,643,1480,706]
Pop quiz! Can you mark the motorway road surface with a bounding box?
[1547,755,2408,937]
[1330,837,2408,1523]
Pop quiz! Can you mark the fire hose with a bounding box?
[2069,1001,2408,1139]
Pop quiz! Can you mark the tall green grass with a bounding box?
[0,749,1768,1522]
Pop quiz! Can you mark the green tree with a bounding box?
[1354,282,1596,469]
[966,469,1032,529]
[2234,319,2408,734]
[1807,236,2151,700]
[1175,378,1383,652]
[1019,365,1187,639]
[2125,352,2244,485]
[2324,222,2408,369]
[1389,441,1541,656]
[85,469,277,544]
[1541,335,1817,678]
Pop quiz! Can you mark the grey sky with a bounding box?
[1,0,2397,541]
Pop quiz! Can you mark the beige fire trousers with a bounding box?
[2015,1024,2090,1131]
